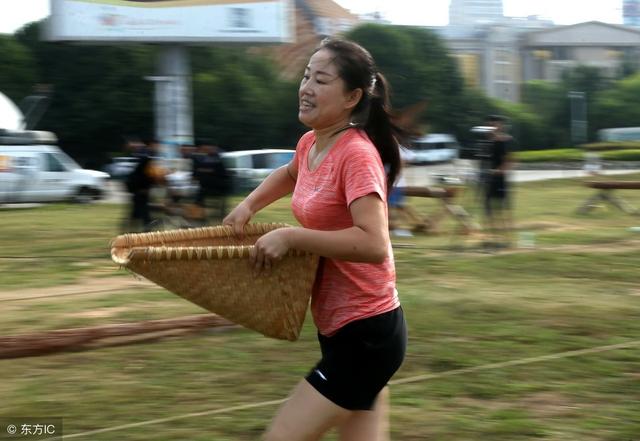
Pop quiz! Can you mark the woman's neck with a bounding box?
[313,119,352,151]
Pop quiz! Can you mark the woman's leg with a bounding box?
[338,386,390,441]
[264,379,351,441]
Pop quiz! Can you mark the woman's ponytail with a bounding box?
[317,38,417,188]
[363,72,410,188]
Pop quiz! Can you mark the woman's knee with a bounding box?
[263,380,348,441]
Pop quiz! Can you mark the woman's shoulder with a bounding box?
[340,129,378,157]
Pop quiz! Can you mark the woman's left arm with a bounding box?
[250,194,389,271]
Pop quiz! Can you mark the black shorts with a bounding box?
[305,307,407,411]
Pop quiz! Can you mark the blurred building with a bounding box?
[624,0,640,27]
[437,15,553,102]
[263,0,640,104]
[449,0,504,26]
[521,21,640,82]
[439,12,640,102]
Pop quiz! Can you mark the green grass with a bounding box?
[515,148,584,163]
[1,174,640,440]
[582,141,640,151]
[515,147,640,162]
[598,149,640,161]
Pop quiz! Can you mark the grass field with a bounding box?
[1,174,639,440]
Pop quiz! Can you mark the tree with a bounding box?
[592,73,640,132]
[521,80,569,147]
[0,35,36,105]
[521,66,614,147]
[191,46,303,150]
[14,22,156,166]
[346,24,476,139]
[492,100,547,150]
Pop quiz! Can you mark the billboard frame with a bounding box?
[46,0,294,44]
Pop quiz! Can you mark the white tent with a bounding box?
[0,92,23,130]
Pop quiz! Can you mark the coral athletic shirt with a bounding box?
[291,129,399,337]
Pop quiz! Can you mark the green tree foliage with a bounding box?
[592,73,640,133]
[562,66,612,142]
[562,65,611,96]
[346,24,481,140]
[13,22,155,166]
[0,35,37,105]
[618,58,639,79]
[191,46,303,150]
[492,100,547,150]
[9,23,300,162]
[4,20,639,163]
[521,66,614,148]
[521,80,569,147]
[0,21,531,160]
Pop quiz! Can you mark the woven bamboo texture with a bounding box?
[111,223,318,341]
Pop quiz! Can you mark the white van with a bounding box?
[0,130,109,204]
[221,149,295,192]
[407,133,460,164]
[597,127,640,142]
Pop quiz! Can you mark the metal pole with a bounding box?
[568,91,587,145]
[145,46,194,159]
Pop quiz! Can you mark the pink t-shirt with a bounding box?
[291,129,399,336]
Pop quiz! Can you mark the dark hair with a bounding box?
[316,38,411,187]
[487,114,506,123]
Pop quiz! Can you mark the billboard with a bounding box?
[46,0,293,43]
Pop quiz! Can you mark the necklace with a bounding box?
[331,121,359,137]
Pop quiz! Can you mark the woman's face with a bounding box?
[298,49,360,129]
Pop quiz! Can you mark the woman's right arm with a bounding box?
[223,162,297,235]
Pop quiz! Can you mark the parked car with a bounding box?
[406,134,460,164]
[155,149,295,199]
[221,149,295,193]
[104,156,139,179]
[0,130,109,204]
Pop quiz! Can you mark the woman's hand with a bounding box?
[250,228,294,274]
[223,201,254,237]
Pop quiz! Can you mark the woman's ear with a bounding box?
[344,88,363,110]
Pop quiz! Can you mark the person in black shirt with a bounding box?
[122,139,165,232]
[482,115,514,247]
[192,140,230,223]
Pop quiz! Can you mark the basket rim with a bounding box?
[110,222,309,265]
[116,245,312,264]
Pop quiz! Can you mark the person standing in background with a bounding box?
[192,140,230,223]
[123,140,162,232]
[481,115,514,248]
